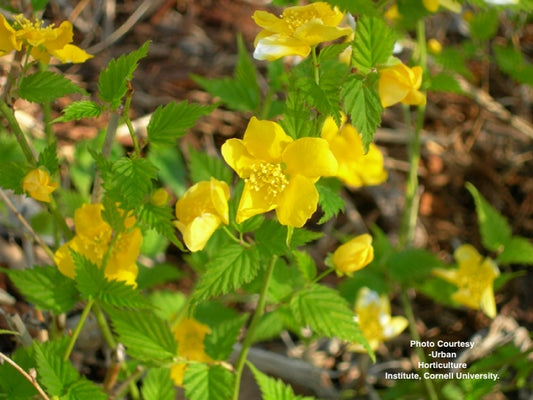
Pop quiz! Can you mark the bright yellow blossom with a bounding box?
[423,0,461,13]
[378,61,426,108]
[252,2,352,61]
[173,178,230,252]
[11,15,92,63]
[349,287,408,352]
[0,15,20,56]
[22,168,58,203]
[433,244,499,318]
[170,318,213,386]
[321,116,387,188]
[54,204,141,286]
[332,234,374,277]
[222,117,338,227]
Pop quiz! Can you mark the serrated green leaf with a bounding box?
[6,265,78,314]
[342,74,382,150]
[37,141,59,175]
[428,72,465,94]
[147,101,215,145]
[290,284,373,358]
[183,363,233,400]
[0,161,27,193]
[147,146,188,196]
[191,35,259,112]
[493,44,533,86]
[0,346,38,398]
[30,0,49,11]
[266,258,306,302]
[191,244,261,303]
[317,182,345,224]
[248,362,317,400]
[34,339,78,396]
[71,251,150,309]
[252,310,285,343]
[55,100,102,123]
[98,41,150,109]
[141,368,176,400]
[351,16,396,74]
[466,183,512,252]
[255,220,323,257]
[139,202,182,250]
[433,47,473,80]
[105,157,158,211]
[280,88,316,139]
[18,71,85,103]
[101,196,125,232]
[188,146,233,184]
[108,308,177,363]
[293,250,317,281]
[203,313,248,361]
[497,236,533,265]
[469,9,499,41]
[61,379,107,400]
[305,80,342,127]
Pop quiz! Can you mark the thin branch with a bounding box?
[0,352,51,400]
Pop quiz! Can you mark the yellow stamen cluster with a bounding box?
[283,8,318,32]
[246,162,289,201]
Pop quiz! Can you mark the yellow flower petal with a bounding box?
[254,34,312,60]
[282,137,338,178]
[73,204,111,241]
[175,213,222,252]
[221,138,256,178]
[236,182,278,224]
[0,15,19,56]
[22,169,58,203]
[423,0,439,12]
[379,63,425,107]
[242,117,292,163]
[276,175,319,227]
[51,43,93,63]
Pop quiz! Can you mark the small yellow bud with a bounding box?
[428,38,442,54]
[332,234,374,277]
[22,168,58,203]
[150,188,169,206]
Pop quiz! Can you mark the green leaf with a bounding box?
[248,362,317,400]
[37,141,59,175]
[433,47,472,80]
[191,244,261,303]
[388,248,444,286]
[497,236,533,265]
[141,368,176,400]
[252,310,285,343]
[6,265,78,314]
[280,89,316,139]
[183,363,234,400]
[147,146,187,197]
[54,100,102,123]
[30,0,49,11]
[469,9,499,41]
[188,146,233,184]
[203,312,248,361]
[139,202,182,249]
[466,183,512,252]
[98,41,150,109]
[18,71,85,103]
[293,250,317,281]
[428,72,465,94]
[351,16,396,74]
[342,74,382,151]
[255,220,323,257]
[290,284,373,358]
[317,181,345,224]
[323,0,378,15]
[138,263,183,291]
[0,161,26,193]
[71,251,150,309]
[0,346,38,398]
[493,44,533,86]
[147,101,215,145]
[105,157,158,211]
[61,379,107,400]
[191,35,259,112]
[33,339,78,396]
[108,308,177,363]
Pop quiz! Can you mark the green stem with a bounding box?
[223,226,251,248]
[39,63,54,144]
[122,82,141,156]
[91,113,119,203]
[312,46,320,85]
[401,290,438,400]
[63,299,95,361]
[0,100,36,165]
[92,303,117,349]
[232,256,277,400]
[312,267,335,284]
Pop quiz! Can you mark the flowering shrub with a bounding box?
[0,2,531,400]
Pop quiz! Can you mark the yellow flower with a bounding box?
[22,168,58,203]
[54,204,141,287]
[332,234,374,277]
[384,4,401,21]
[12,15,92,63]
[0,14,20,56]
[170,318,213,386]
[427,38,442,54]
[150,188,169,206]
[173,178,230,252]
[252,2,352,61]
[222,117,338,227]
[321,116,387,188]
[378,61,426,108]
[423,0,461,13]
[433,244,499,318]
[349,287,408,352]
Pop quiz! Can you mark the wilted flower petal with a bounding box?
[22,168,58,203]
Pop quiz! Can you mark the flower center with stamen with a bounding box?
[246,162,289,201]
[282,9,318,32]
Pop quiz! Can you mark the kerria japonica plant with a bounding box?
[0,1,532,400]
